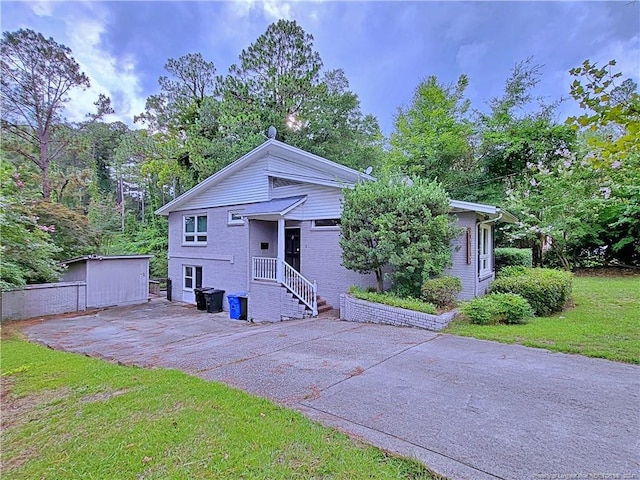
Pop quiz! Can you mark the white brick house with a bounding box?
[156,138,515,322]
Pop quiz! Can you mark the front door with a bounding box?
[285,228,301,272]
[183,265,202,303]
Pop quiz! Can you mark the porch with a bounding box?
[244,197,318,317]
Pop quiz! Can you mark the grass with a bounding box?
[0,335,441,479]
[349,286,437,314]
[445,276,640,364]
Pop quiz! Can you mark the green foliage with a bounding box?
[490,267,573,316]
[1,28,112,200]
[32,201,98,261]
[494,248,532,271]
[0,164,62,289]
[460,293,533,325]
[565,59,640,265]
[421,276,462,308]
[473,58,576,206]
[446,276,640,364]
[388,75,476,194]
[340,175,460,296]
[349,286,437,314]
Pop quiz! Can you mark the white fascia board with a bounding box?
[449,199,498,215]
[155,141,272,215]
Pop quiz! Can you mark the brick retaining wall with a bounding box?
[339,294,458,331]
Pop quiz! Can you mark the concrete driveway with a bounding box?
[19,299,639,480]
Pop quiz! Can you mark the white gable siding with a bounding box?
[179,157,270,211]
[267,155,338,183]
[276,183,343,220]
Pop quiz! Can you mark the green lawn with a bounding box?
[445,276,640,364]
[1,336,440,480]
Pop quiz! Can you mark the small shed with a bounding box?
[60,255,152,309]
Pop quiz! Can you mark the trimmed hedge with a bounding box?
[490,267,573,316]
[495,248,533,272]
[421,276,462,308]
[460,293,533,325]
[348,287,437,314]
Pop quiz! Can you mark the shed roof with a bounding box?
[60,255,153,266]
[241,196,307,217]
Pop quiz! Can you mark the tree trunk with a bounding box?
[40,133,51,201]
[375,269,384,293]
[531,234,545,267]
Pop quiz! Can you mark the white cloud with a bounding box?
[56,6,146,127]
[262,0,292,20]
[456,41,491,72]
[29,1,54,17]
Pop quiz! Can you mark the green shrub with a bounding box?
[349,286,437,314]
[495,248,533,271]
[460,293,534,325]
[498,265,529,278]
[490,268,573,316]
[421,276,462,308]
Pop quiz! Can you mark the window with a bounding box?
[184,215,207,244]
[478,224,492,277]
[183,265,202,290]
[312,218,341,228]
[227,210,244,225]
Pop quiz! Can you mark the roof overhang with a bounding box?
[449,200,517,223]
[241,195,307,220]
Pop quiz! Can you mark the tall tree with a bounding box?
[220,20,383,170]
[473,58,575,204]
[0,28,112,200]
[388,75,476,194]
[136,52,217,134]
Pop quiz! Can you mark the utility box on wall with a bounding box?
[60,255,152,308]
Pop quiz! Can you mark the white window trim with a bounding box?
[478,224,492,278]
[311,219,341,230]
[183,214,207,246]
[183,265,195,291]
[227,210,244,226]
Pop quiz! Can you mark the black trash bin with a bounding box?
[194,287,209,311]
[204,289,225,313]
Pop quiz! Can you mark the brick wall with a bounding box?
[340,294,458,332]
[168,206,250,305]
[299,221,378,308]
[1,282,87,323]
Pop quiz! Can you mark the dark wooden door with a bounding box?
[285,228,301,272]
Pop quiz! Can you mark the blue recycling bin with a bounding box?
[227,292,248,320]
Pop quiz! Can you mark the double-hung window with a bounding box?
[184,215,207,245]
[478,224,492,278]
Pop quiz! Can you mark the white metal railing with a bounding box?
[252,257,278,281]
[251,257,317,316]
[282,260,317,316]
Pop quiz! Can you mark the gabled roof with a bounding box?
[155,139,374,216]
[241,196,307,217]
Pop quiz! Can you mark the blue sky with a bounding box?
[2,1,639,135]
